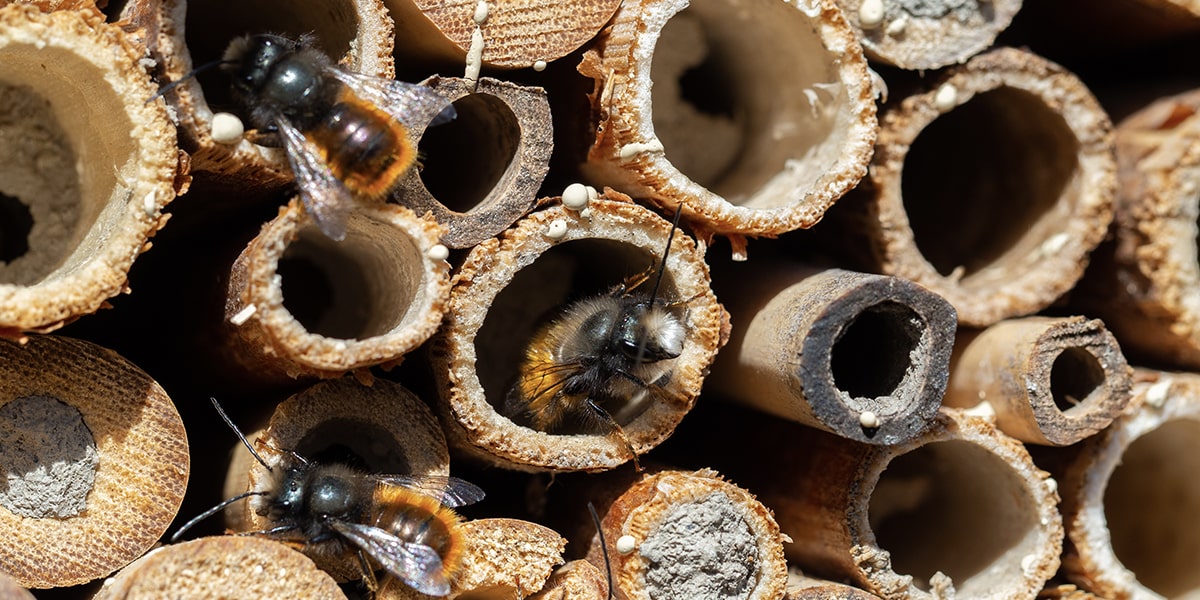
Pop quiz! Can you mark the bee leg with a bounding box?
[356,549,380,599]
[616,264,657,296]
[585,399,642,472]
[243,127,283,148]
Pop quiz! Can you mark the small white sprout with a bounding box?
[211,112,245,144]
[562,183,591,210]
[934,83,958,113]
[859,411,881,429]
[533,60,548,72]
[230,304,257,326]
[859,0,885,29]
[616,535,637,555]
[546,219,569,239]
[428,244,450,261]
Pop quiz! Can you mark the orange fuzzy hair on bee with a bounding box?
[371,484,469,586]
[307,87,419,200]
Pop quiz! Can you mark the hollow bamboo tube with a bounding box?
[835,0,1023,70]
[385,0,622,71]
[431,194,728,472]
[832,47,1116,327]
[1036,583,1104,600]
[393,76,552,248]
[527,560,611,600]
[123,0,395,183]
[0,335,189,589]
[0,5,180,337]
[93,536,347,600]
[582,468,789,600]
[787,570,883,600]
[1075,89,1200,369]
[377,518,567,599]
[709,266,956,445]
[1056,370,1200,599]
[224,199,451,381]
[945,316,1133,446]
[577,0,877,241]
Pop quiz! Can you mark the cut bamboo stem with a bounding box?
[831,47,1116,327]
[583,468,789,600]
[431,194,728,472]
[0,573,34,600]
[0,335,189,589]
[787,570,883,600]
[394,76,552,248]
[836,0,1023,70]
[93,536,347,599]
[945,316,1133,446]
[527,560,611,600]
[224,199,451,381]
[1057,370,1200,599]
[709,266,956,445]
[0,4,179,337]
[578,0,877,241]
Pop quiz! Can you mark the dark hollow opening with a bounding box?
[277,232,374,340]
[1049,347,1105,413]
[678,57,736,119]
[418,93,520,214]
[829,302,921,399]
[296,418,410,475]
[0,191,33,264]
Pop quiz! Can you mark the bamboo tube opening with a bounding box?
[902,87,1080,283]
[294,419,413,473]
[829,302,922,403]
[0,396,97,519]
[640,492,759,599]
[1103,419,1200,597]
[0,192,33,265]
[869,440,1041,596]
[417,93,521,213]
[1050,348,1106,414]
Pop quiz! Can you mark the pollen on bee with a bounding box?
[211,112,245,144]
[616,534,637,554]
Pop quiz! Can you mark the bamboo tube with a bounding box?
[377,518,567,599]
[787,569,883,600]
[527,560,610,600]
[709,266,956,445]
[1075,89,1200,369]
[223,199,451,381]
[1036,583,1104,600]
[827,47,1117,327]
[578,0,877,242]
[835,0,1023,70]
[582,468,789,600]
[0,335,189,589]
[0,5,180,337]
[431,194,728,472]
[93,536,347,599]
[385,0,622,71]
[1056,370,1200,599]
[944,316,1133,446]
[0,573,34,600]
[394,76,553,249]
[123,0,395,183]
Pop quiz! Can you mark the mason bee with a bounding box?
[174,398,484,596]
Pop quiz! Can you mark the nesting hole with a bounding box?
[277,222,420,340]
[0,191,32,264]
[1105,419,1200,598]
[1049,347,1105,413]
[869,440,1039,595]
[903,87,1080,282]
[0,396,99,519]
[640,493,757,600]
[829,302,922,400]
[417,94,521,214]
[295,418,410,474]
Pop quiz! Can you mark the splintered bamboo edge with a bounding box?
[837,0,1023,70]
[0,336,189,589]
[0,4,179,336]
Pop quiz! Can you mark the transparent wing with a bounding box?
[329,69,456,128]
[330,520,451,596]
[372,474,485,508]
[274,116,353,241]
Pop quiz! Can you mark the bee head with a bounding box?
[221,34,294,95]
[615,302,685,363]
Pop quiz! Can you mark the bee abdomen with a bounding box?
[309,99,416,199]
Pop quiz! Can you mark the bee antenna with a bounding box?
[169,490,270,543]
[646,204,684,306]
[209,397,272,471]
[144,58,232,105]
[588,502,616,600]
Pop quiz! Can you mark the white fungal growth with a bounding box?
[934,83,959,112]
[859,411,881,429]
[230,304,257,326]
[533,60,548,72]
[616,535,637,555]
[143,190,159,218]
[618,138,665,160]
[465,28,485,87]
[859,0,885,28]
[428,244,450,261]
[211,112,245,144]
[473,0,489,24]
[546,219,569,239]
[1045,476,1058,494]
[562,183,591,210]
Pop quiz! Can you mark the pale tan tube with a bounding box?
[709,267,956,445]
[836,0,1023,70]
[431,194,727,472]
[578,0,877,241]
[787,570,883,600]
[224,200,450,381]
[528,560,611,600]
[945,316,1132,446]
[0,336,188,589]
[0,5,180,336]
[1058,370,1200,599]
[831,47,1116,327]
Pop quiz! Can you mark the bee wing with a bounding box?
[330,520,451,596]
[274,116,353,241]
[328,70,456,128]
[374,474,486,508]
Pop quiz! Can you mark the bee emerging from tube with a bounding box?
[504,209,689,470]
[172,398,484,596]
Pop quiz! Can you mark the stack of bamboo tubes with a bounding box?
[1,0,1199,598]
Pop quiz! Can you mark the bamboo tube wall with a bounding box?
[2,0,1199,598]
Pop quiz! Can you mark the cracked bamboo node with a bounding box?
[846,47,1116,327]
[579,0,877,239]
[710,267,955,445]
[431,196,727,472]
[0,336,189,589]
[394,76,553,248]
[224,200,451,381]
[836,0,1023,70]
[585,468,789,600]
[123,0,394,183]
[945,316,1132,446]
[1058,370,1200,599]
[93,536,347,600]
[0,5,180,337]
[385,0,621,69]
